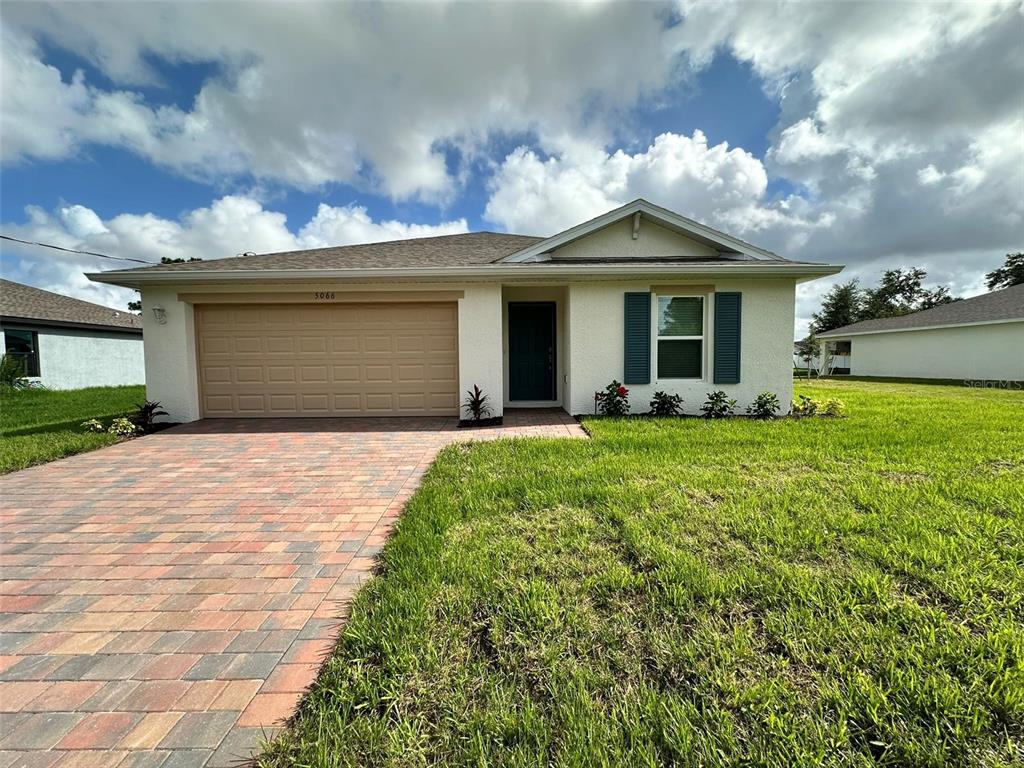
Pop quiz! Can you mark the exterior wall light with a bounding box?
[152,306,168,325]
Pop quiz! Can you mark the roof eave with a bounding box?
[817,317,1024,338]
[500,199,787,263]
[87,262,843,289]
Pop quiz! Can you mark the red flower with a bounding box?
[617,386,628,397]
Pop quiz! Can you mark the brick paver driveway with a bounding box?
[0,412,584,767]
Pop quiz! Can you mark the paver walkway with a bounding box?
[0,411,585,767]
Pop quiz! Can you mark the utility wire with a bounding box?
[0,234,157,265]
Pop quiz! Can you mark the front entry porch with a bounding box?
[502,286,567,410]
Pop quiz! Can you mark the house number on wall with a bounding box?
[313,292,336,300]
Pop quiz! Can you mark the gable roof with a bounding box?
[88,200,843,287]
[0,279,142,332]
[500,199,786,263]
[818,283,1024,337]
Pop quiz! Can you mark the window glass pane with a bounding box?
[4,329,34,355]
[4,330,39,376]
[658,340,702,378]
[658,296,703,336]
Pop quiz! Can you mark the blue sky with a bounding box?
[1,50,780,234]
[1,2,1020,336]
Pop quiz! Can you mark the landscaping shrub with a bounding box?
[701,390,736,419]
[821,397,847,417]
[462,385,492,421]
[81,419,105,433]
[792,394,821,416]
[132,400,168,431]
[597,380,630,416]
[0,354,26,388]
[108,417,141,437]
[649,390,683,416]
[746,391,781,419]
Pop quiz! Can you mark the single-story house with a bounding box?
[816,283,1024,382]
[0,278,145,389]
[87,199,842,422]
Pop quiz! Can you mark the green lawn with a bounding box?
[0,385,146,473]
[257,379,1023,768]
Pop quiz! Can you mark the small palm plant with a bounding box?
[132,400,168,432]
[462,386,492,421]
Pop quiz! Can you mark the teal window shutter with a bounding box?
[713,292,742,384]
[623,292,651,384]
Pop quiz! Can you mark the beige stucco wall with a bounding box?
[566,278,797,415]
[551,218,718,259]
[830,322,1024,381]
[139,282,504,422]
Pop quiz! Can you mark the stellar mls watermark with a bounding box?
[964,379,1023,389]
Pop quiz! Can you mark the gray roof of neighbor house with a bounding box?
[0,279,142,331]
[818,283,1024,337]
[112,232,546,273]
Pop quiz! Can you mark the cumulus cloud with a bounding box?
[1,2,689,199]
[485,131,833,254]
[0,198,468,309]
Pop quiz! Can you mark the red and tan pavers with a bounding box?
[0,411,585,765]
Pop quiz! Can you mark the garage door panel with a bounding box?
[197,302,458,417]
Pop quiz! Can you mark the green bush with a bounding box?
[108,417,140,437]
[746,391,781,420]
[597,380,630,416]
[0,354,26,388]
[821,397,847,417]
[649,390,683,416]
[792,394,820,417]
[701,390,737,419]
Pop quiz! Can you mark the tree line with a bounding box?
[811,252,1023,335]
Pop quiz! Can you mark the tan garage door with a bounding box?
[196,303,458,417]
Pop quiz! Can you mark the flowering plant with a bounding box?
[598,380,630,416]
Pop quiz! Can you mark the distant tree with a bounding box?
[917,285,958,310]
[127,256,203,311]
[810,280,862,333]
[860,268,926,319]
[859,268,958,319]
[985,252,1024,290]
[794,333,818,378]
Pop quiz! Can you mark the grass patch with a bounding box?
[257,380,1024,768]
[0,385,145,473]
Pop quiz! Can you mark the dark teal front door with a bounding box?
[509,302,556,401]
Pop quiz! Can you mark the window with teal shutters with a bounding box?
[623,292,651,384]
[713,292,742,384]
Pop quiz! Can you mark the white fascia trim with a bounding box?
[86,262,843,288]
[817,317,1024,338]
[501,199,786,263]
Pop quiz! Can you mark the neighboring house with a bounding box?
[793,339,851,374]
[816,283,1024,382]
[87,199,842,422]
[0,279,145,389]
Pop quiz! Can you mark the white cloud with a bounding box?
[1,2,689,199]
[0,197,468,310]
[485,131,832,256]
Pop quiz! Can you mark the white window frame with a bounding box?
[653,294,708,381]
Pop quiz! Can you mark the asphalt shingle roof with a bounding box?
[118,232,546,273]
[0,279,142,330]
[818,283,1024,336]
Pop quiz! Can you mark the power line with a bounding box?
[0,234,156,265]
